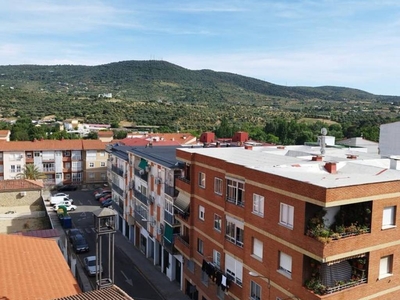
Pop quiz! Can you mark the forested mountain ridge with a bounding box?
[0,60,399,135]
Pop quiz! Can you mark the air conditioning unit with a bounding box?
[139,169,145,175]
[155,177,162,184]
[157,226,162,235]
[147,196,155,205]
[20,191,26,196]
[145,166,151,173]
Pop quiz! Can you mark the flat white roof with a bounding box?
[179,145,400,188]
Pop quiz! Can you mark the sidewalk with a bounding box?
[114,232,190,300]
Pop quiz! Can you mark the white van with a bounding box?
[50,196,71,206]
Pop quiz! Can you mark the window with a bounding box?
[199,205,205,221]
[225,216,244,247]
[214,214,222,231]
[382,206,396,229]
[252,238,263,260]
[250,281,262,300]
[226,178,245,206]
[201,270,209,286]
[101,173,107,180]
[26,152,32,159]
[225,253,243,286]
[379,255,393,279]
[16,165,21,173]
[10,165,16,173]
[199,172,206,188]
[65,174,71,180]
[253,194,264,217]
[214,177,223,195]
[213,250,221,268]
[100,162,106,167]
[89,173,95,179]
[197,238,204,255]
[279,203,294,229]
[63,151,71,157]
[89,162,95,168]
[34,151,41,157]
[216,286,225,299]
[187,260,195,273]
[278,252,292,278]
[100,151,105,156]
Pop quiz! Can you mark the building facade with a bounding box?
[173,145,400,300]
[0,139,108,186]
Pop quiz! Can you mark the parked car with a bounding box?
[101,198,113,208]
[99,194,112,203]
[67,228,84,243]
[71,234,89,253]
[51,200,73,207]
[93,187,106,195]
[95,191,111,200]
[83,256,103,276]
[57,185,78,192]
[53,203,77,212]
[52,193,70,199]
[50,196,72,206]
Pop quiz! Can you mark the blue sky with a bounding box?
[1,0,400,96]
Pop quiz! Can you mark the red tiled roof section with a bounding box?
[120,138,180,147]
[0,129,10,137]
[0,234,81,299]
[0,179,43,191]
[82,139,109,150]
[54,285,133,300]
[97,130,114,138]
[0,139,84,151]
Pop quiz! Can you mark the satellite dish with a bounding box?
[321,128,327,136]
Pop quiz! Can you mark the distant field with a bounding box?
[298,118,339,125]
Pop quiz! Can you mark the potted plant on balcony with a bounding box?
[357,258,366,269]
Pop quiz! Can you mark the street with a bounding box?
[61,189,163,300]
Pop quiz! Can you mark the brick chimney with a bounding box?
[324,162,337,174]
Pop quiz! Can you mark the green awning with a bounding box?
[164,223,173,243]
[138,158,148,170]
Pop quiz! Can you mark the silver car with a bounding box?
[83,256,103,276]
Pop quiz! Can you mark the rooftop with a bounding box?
[0,234,80,299]
[54,285,133,300]
[0,179,44,191]
[177,145,400,188]
[0,139,108,151]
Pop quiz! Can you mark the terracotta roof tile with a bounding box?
[82,140,109,150]
[0,139,108,151]
[0,234,81,299]
[97,131,114,137]
[54,285,133,300]
[0,179,43,191]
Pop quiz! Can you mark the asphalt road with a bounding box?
[60,189,163,300]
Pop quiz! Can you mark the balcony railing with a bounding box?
[134,168,149,181]
[164,211,179,226]
[164,183,178,198]
[133,189,148,206]
[111,165,124,177]
[134,211,148,228]
[175,234,190,247]
[112,183,124,196]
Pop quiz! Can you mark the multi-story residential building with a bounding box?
[0,139,108,186]
[107,143,185,284]
[173,144,400,300]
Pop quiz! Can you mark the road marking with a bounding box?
[121,270,133,286]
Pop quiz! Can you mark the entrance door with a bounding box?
[175,260,181,283]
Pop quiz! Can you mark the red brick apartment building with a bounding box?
[173,145,400,300]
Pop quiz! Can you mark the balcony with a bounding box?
[43,168,55,173]
[164,211,179,226]
[134,168,148,181]
[112,183,124,196]
[111,165,124,177]
[134,211,148,228]
[164,183,178,198]
[304,255,368,296]
[174,209,190,222]
[133,189,148,206]
[175,234,191,258]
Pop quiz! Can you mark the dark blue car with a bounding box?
[101,199,113,208]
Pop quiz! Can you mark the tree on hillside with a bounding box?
[16,164,46,180]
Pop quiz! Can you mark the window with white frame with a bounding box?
[89,172,95,179]
[86,150,96,160]
[226,178,245,206]
[199,205,205,221]
[225,253,243,286]
[72,172,82,182]
[100,162,106,167]
[250,281,262,300]
[252,238,263,260]
[197,238,204,255]
[34,151,41,157]
[278,251,292,277]
[214,177,223,195]
[225,216,244,247]
[382,206,396,229]
[214,214,221,231]
[101,173,106,180]
[65,174,71,180]
[198,172,206,188]
[279,203,294,229]
[379,255,393,279]
[253,194,264,217]
[213,250,221,268]
[16,165,21,173]
[10,165,16,173]
[99,151,105,156]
